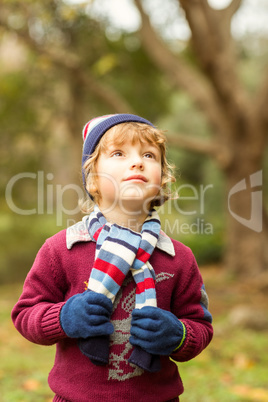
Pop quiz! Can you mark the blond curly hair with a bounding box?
[80,122,176,214]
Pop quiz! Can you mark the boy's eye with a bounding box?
[144,152,155,159]
[111,150,124,157]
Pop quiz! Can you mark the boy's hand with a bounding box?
[60,291,114,339]
[129,306,186,356]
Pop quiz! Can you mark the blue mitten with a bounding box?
[60,290,114,339]
[130,306,186,356]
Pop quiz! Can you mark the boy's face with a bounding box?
[94,128,162,214]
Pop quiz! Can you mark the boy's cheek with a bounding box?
[98,176,119,197]
[150,170,162,190]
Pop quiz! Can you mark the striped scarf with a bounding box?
[86,205,161,309]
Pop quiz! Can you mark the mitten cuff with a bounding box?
[41,302,67,342]
[173,321,186,352]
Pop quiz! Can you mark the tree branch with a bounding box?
[166,133,232,168]
[133,0,229,138]
[255,69,268,131]
[178,0,251,118]
[167,133,216,155]
[224,0,243,20]
[0,11,134,114]
[80,72,135,114]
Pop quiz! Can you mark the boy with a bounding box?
[12,113,213,401]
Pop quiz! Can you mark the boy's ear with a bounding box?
[86,182,98,198]
[86,183,95,193]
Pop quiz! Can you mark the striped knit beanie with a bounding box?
[82,113,155,197]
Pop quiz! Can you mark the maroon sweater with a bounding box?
[12,228,213,402]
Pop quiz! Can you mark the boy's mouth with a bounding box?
[124,175,148,183]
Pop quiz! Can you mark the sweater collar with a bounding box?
[66,215,175,256]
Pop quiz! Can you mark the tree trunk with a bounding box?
[223,119,267,276]
[224,168,266,276]
[132,0,268,277]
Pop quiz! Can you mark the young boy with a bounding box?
[12,114,213,402]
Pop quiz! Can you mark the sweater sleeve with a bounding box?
[170,250,213,362]
[11,238,68,345]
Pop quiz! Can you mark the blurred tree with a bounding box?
[0,0,171,199]
[1,0,267,278]
[132,0,268,276]
[0,0,171,174]
[0,0,172,281]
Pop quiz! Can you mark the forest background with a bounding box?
[0,0,268,400]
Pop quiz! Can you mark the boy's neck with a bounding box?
[97,204,149,233]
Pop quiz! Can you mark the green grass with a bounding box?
[0,284,54,402]
[1,280,268,401]
[178,328,268,401]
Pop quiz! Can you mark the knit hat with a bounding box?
[82,113,155,197]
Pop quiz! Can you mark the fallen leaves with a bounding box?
[231,385,268,401]
[22,378,41,391]
[233,353,255,370]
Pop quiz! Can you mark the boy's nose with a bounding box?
[130,157,144,170]
[131,161,144,170]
